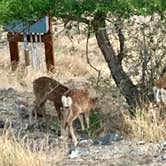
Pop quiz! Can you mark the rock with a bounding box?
[69,147,90,159]
[79,139,92,146]
[93,133,123,145]
[161,153,166,160]
[161,141,166,148]
[0,120,5,128]
[69,149,79,159]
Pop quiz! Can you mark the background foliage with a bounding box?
[0,0,165,25]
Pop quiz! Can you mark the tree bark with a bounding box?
[93,12,139,115]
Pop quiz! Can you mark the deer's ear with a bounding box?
[67,97,73,107]
[61,96,67,106]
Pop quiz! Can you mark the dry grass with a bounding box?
[0,132,46,166]
[122,103,166,142]
[0,44,102,92]
[0,128,66,166]
[0,31,110,92]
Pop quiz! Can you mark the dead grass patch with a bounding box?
[0,128,66,166]
[122,103,166,142]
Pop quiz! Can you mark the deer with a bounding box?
[153,75,166,104]
[153,72,166,104]
[61,89,98,147]
[33,76,68,120]
[153,69,166,118]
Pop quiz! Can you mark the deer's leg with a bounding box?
[67,112,79,146]
[40,104,46,117]
[84,112,90,129]
[33,98,46,118]
[54,102,62,120]
[61,108,71,140]
[78,114,85,131]
[69,125,78,147]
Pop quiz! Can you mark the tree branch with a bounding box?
[86,23,101,87]
[114,18,125,63]
[60,14,90,25]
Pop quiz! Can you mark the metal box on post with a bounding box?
[5,17,49,33]
[6,16,54,71]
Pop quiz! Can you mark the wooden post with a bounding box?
[44,33,54,70]
[24,49,30,66]
[7,17,55,71]
[8,36,19,71]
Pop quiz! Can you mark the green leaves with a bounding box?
[0,0,165,25]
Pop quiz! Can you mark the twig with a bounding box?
[86,23,101,87]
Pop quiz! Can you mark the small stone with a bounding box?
[161,153,166,160]
[69,149,79,159]
[93,133,122,145]
[162,141,166,147]
[0,120,5,128]
[79,139,92,146]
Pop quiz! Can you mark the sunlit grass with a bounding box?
[122,103,166,142]
[0,128,66,166]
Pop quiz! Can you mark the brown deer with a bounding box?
[61,89,98,146]
[33,76,68,119]
[153,70,166,119]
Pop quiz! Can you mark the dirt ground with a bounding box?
[0,31,165,165]
[0,84,165,166]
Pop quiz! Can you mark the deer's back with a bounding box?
[33,76,68,102]
[64,89,94,113]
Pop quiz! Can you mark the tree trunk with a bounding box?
[93,12,140,115]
